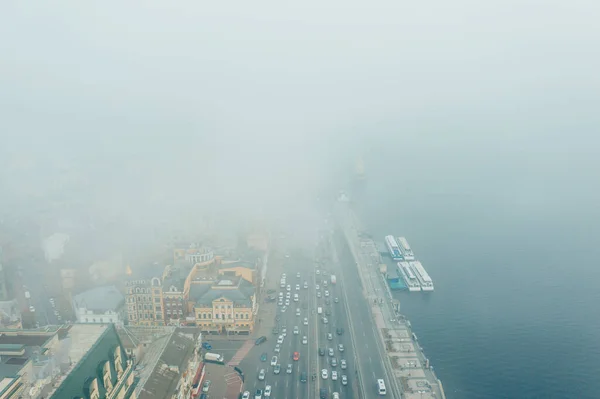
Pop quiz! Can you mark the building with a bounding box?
[125,277,165,327]
[161,263,192,326]
[173,244,215,266]
[0,324,137,399]
[72,285,125,324]
[189,276,256,334]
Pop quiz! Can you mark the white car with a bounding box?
[316,284,320,290]
[333,392,340,399]
[296,308,301,316]
[302,336,308,345]
[304,281,308,289]
[287,363,293,374]
[321,368,328,379]
[286,292,291,299]
[322,317,328,324]
[285,299,290,306]
[277,335,284,344]
[293,326,299,335]
[338,344,344,352]
[282,328,287,336]
[327,333,333,341]
[328,348,334,356]
[282,273,287,279]
[202,380,211,392]
[29,305,35,312]
[287,285,291,292]
[341,359,347,369]
[303,317,308,325]
[296,272,301,278]
[316,270,321,275]
[324,290,329,297]
[295,284,300,290]
[332,371,338,381]
[274,344,281,353]
[271,356,278,366]
[264,385,272,397]
[258,369,266,380]
[281,306,287,313]
[341,374,348,385]
[242,391,250,399]
[317,292,321,298]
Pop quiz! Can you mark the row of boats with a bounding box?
[385,235,434,292]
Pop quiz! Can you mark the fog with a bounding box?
[1,0,599,249]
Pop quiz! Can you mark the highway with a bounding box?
[331,230,389,398]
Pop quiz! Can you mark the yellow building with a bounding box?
[190,276,256,335]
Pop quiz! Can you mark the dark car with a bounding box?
[336,327,344,335]
[261,352,268,362]
[319,348,325,356]
[300,371,307,383]
[202,342,212,350]
[325,309,331,316]
[320,387,328,399]
[255,336,267,345]
[272,327,279,334]
[325,298,331,305]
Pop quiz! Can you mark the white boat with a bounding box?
[385,235,404,261]
[396,237,415,261]
[397,262,421,292]
[409,261,434,291]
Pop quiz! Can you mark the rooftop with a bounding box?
[136,329,198,399]
[73,285,125,312]
[191,278,255,306]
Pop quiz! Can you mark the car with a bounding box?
[295,284,300,291]
[255,389,263,399]
[336,327,344,335]
[327,333,333,341]
[338,344,344,352]
[316,284,320,290]
[302,336,308,345]
[296,308,301,316]
[275,315,281,322]
[321,369,329,379]
[334,297,339,303]
[273,364,281,374]
[264,385,272,397]
[294,294,299,302]
[325,298,331,305]
[324,290,329,297]
[325,309,331,316]
[274,344,281,353]
[279,291,284,297]
[255,336,267,345]
[340,359,347,369]
[285,299,290,306]
[258,369,266,380]
[293,326,299,335]
[277,335,284,344]
[320,388,328,399]
[331,371,338,381]
[272,327,279,335]
[278,300,283,306]
[202,342,212,350]
[328,348,334,357]
[333,392,340,399]
[323,280,328,287]
[293,351,300,361]
[29,306,35,312]
[304,281,308,289]
[300,371,307,382]
[287,363,293,373]
[341,374,348,385]
[319,347,325,356]
[282,328,287,336]
[296,272,301,278]
[271,356,278,366]
[202,380,211,392]
[303,317,308,326]
[317,292,321,298]
[242,391,250,399]
[286,292,291,299]
[287,285,291,291]
[316,270,321,275]
[331,357,337,367]
[261,353,268,362]
[281,305,287,313]
[322,317,328,324]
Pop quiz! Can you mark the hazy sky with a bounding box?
[1,0,599,231]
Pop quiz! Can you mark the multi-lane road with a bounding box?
[241,222,394,399]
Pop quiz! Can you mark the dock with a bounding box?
[334,201,446,399]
